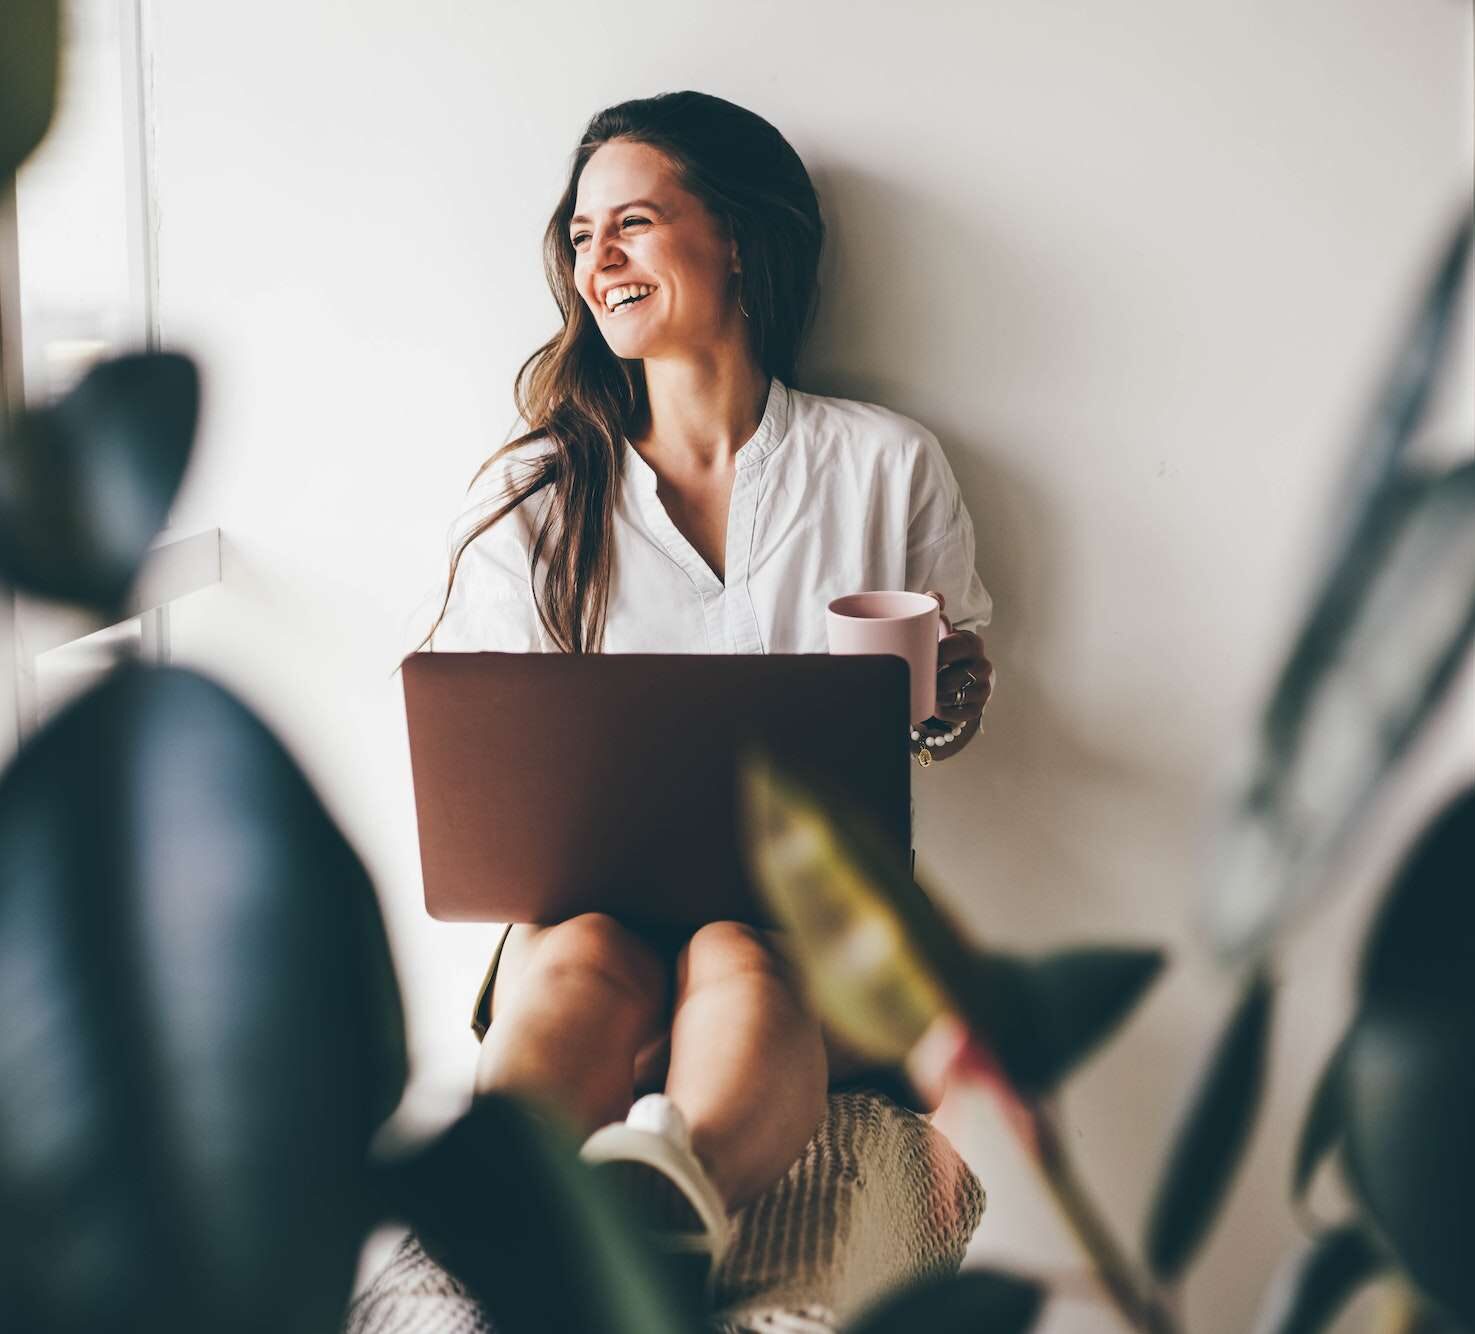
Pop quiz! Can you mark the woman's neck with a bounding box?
[633,359,770,477]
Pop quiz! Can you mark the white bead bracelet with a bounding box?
[911,722,964,748]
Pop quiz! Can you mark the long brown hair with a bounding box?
[415,91,824,655]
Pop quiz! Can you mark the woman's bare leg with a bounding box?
[473,913,670,1136]
[664,922,828,1212]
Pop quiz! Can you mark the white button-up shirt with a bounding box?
[430,375,992,656]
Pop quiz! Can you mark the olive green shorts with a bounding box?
[468,921,516,1043]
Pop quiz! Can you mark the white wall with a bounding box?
[150,3,1473,1329]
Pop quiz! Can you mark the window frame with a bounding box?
[0,0,219,758]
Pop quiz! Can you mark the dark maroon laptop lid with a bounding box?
[401,652,911,925]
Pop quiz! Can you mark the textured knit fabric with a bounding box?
[342,1091,985,1334]
[709,1090,985,1328]
[425,375,992,657]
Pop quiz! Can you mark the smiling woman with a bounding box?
[413,88,993,1291]
[415,91,829,657]
[570,141,753,372]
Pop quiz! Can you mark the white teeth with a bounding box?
[604,283,656,311]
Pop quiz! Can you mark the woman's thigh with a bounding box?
[488,919,927,1110]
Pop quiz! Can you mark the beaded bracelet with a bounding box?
[910,720,965,768]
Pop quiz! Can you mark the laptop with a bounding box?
[401,652,913,925]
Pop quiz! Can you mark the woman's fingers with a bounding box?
[924,589,953,635]
[937,629,984,665]
[934,640,995,723]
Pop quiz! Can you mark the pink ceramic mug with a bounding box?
[826,590,947,725]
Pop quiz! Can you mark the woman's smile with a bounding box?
[605,287,659,317]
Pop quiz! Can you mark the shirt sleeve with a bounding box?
[905,429,993,635]
[426,449,550,654]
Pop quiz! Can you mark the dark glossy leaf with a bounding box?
[1207,459,1475,960]
[846,1268,1045,1334]
[1342,790,1475,1327]
[1357,786,1475,1011]
[1291,1034,1347,1203]
[0,0,59,180]
[0,352,199,612]
[375,1094,698,1334]
[1008,946,1167,1095]
[1145,969,1274,1281]
[1249,1225,1384,1334]
[1343,1006,1475,1329]
[0,664,407,1334]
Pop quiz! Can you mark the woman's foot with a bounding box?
[580,1094,731,1294]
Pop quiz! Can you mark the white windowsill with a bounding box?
[14,526,222,659]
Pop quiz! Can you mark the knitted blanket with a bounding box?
[344,1090,985,1334]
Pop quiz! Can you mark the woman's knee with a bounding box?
[524,912,668,1013]
[676,920,795,995]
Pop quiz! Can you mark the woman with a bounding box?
[418,91,994,1275]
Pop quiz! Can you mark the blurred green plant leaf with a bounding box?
[1207,459,1475,960]
[1249,1225,1385,1334]
[1291,1034,1347,1203]
[845,1268,1044,1334]
[1004,946,1166,1096]
[1341,788,1475,1327]
[0,664,407,1334]
[1315,209,1472,577]
[374,1093,699,1334]
[1204,210,1474,962]
[0,352,198,613]
[1144,969,1274,1282]
[738,750,1164,1099]
[0,0,59,181]
[737,746,986,1066]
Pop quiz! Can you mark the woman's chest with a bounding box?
[653,470,735,586]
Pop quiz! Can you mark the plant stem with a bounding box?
[1025,1099,1182,1334]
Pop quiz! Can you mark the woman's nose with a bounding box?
[593,230,625,266]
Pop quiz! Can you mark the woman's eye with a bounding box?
[570,218,645,247]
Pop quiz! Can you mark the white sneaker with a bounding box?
[580,1094,732,1270]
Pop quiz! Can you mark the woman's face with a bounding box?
[569,140,745,361]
